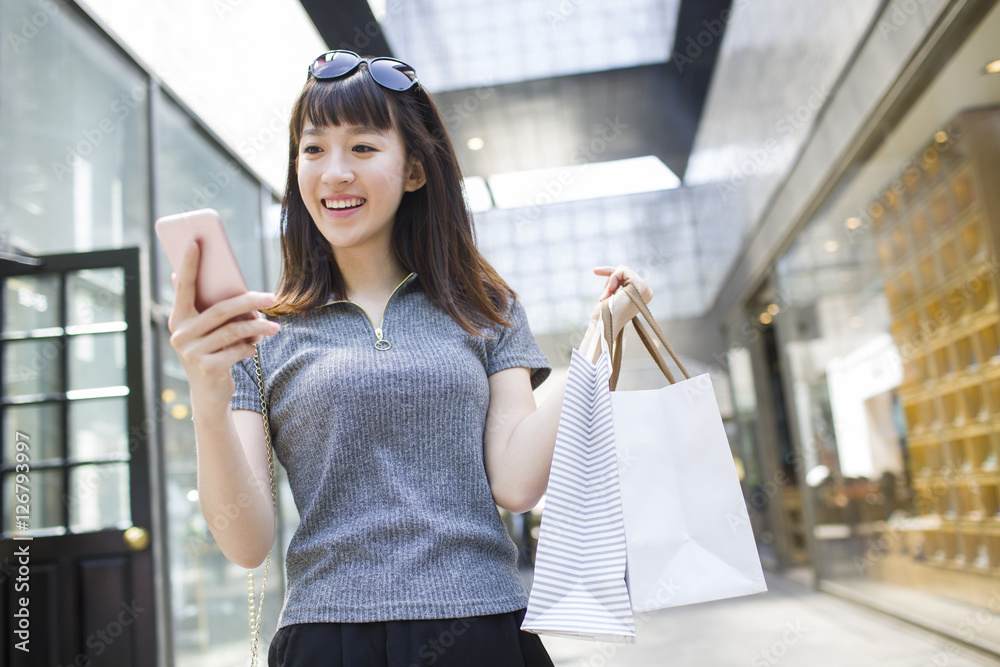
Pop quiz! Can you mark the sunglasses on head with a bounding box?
[308,50,418,92]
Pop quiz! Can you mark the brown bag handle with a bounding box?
[601,299,625,389]
[599,283,690,390]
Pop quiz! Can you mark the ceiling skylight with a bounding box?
[485,156,680,210]
[378,0,680,92]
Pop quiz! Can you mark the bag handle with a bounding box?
[600,283,690,390]
[248,343,277,667]
[600,299,624,388]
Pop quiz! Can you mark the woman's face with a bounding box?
[296,120,425,256]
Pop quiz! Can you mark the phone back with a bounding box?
[155,209,249,312]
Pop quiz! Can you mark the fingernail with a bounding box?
[270,322,281,333]
[261,292,275,304]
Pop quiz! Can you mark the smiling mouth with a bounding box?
[323,197,366,210]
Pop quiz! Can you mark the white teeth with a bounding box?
[324,198,364,209]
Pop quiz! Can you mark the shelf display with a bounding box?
[873,109,1000,598]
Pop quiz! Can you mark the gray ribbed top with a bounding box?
[230,274,550,627]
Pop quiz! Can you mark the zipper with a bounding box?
[323,272,414,350]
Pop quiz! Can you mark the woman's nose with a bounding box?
[322,153,354,184]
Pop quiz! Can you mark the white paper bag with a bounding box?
[613,372,767,612]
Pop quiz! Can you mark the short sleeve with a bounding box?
[485,299,551,389]
[230,356,263,413]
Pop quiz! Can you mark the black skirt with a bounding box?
[268,608,554,667]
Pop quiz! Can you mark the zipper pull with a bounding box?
[374,327,391,351]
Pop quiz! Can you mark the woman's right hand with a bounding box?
[166,241,281,412]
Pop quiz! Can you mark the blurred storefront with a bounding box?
[726,0,1000,649]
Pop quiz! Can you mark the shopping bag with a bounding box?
[611,285,767,612]
[520,332,636,641]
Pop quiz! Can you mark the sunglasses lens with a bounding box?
[310,51,361,79]
[368,59,418,91]
[309,52,418,91]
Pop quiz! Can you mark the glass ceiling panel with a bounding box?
[473,187,708,336]
[488,156,680,209]
[377,0,680,92]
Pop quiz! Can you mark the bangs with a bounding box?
[298,69,395,134]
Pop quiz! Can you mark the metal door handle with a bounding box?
[123,526,150,551]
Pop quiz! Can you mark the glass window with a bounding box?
[3,338,64,397]
[3,274,60,332]
[2,467,64,534]
[68,332,126,391]
[3,402,62,463]
[264,193,282,290]
[0,0,149,255]
[67,267,126,326]
[158,327,284,665]
[1,265,132,538]
[772,104,1000,611]
[68,396,129,460]
[69,462,130,532]
[156,97,266,299]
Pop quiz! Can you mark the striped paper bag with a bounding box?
[521,343,635,641]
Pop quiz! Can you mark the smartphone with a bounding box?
[155,208,250,313]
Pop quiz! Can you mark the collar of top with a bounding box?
[321,272,419,307]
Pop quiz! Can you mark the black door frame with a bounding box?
[0,246,160,666]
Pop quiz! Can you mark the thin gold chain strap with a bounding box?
[249,342,277,667]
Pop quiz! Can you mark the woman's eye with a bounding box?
[353,145,376,153]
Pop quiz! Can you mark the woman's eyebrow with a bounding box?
[300,126,386,138]
[346,126,386,137]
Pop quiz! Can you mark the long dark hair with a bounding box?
[262,64,515,335]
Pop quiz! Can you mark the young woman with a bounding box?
[167,50,652,666]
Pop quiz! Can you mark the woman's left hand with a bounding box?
[592,265,653,333]
[594,265,652,303]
